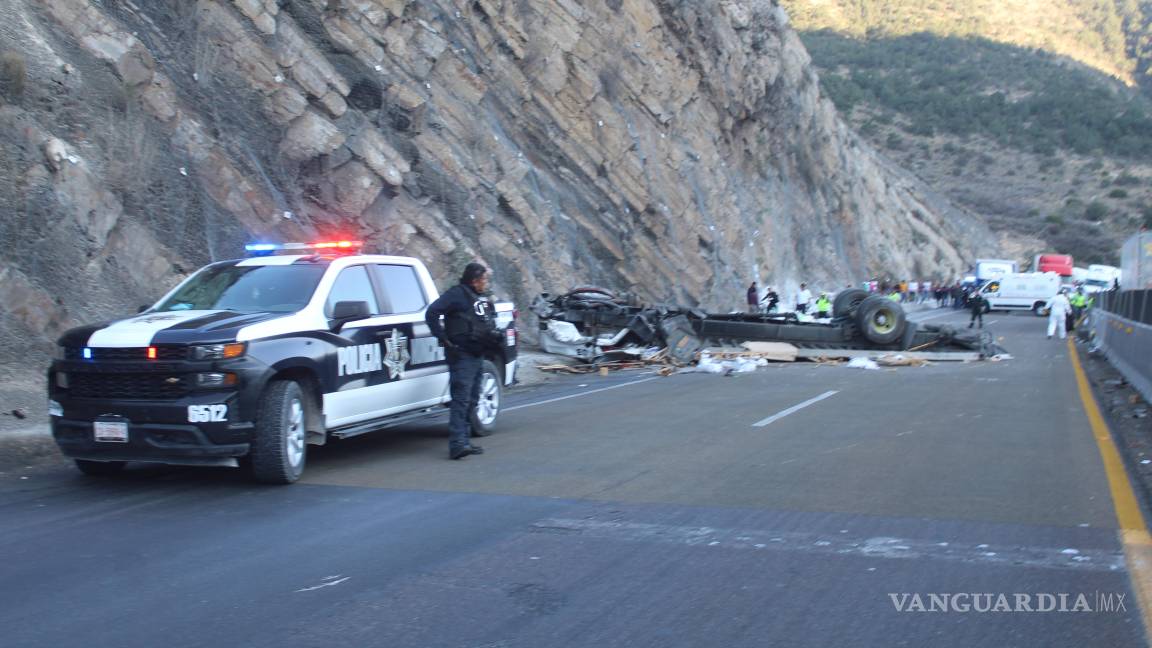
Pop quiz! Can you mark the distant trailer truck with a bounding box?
[973,259,1018,283]
[1034,254,1074,277]
[1084,264,1121,292]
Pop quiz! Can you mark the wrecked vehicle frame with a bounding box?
[531,287,998,363]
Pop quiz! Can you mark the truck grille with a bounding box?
[64,347,187,361]
[69,373,188,400]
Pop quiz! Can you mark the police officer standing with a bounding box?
[426,263,501,460]
[967,290,986,328]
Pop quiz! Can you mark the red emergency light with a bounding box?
[310,240,362,250]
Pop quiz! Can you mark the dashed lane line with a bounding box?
[753,390,839,427]
[503,377,663,413]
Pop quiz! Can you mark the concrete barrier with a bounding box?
[1092,292,1152,405]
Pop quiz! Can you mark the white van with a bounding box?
[978,272,1062,315]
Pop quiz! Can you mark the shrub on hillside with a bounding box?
[1085,201,1109,220]
[0,51,25,104]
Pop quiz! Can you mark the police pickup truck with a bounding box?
[48,241,518,483]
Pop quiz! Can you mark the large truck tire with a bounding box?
[832,289,870,318]
[470,359,502,437]
[855,296,907,345]
[249,380,308,484]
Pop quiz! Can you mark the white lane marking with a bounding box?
[531,518,1124,572]
[753,390,838,427]
[821,442,859,454]
[296,576,350,592]
[504,377,662,413]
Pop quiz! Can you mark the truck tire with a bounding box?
[470,360,502,437]
[832,289,870,318]
[74,459,126,476]
[248,380,307,484]
[1032,302,1048,317]
[855,296,907,345]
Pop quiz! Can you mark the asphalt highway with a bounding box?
[1,307,1147,647]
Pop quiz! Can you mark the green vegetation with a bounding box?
[0,51,25,104]
[780,0,1152,92]
[807,32,1152,159]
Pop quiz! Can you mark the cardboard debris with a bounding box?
[739,341,799,362]
[874,354,931,367]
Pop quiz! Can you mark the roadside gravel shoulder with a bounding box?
[1078,342,1152,527]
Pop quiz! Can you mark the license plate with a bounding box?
[94,421,128,443]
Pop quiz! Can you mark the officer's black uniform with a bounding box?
[761,290,780,313]
[425,282,500,458]
[968,292,985,328]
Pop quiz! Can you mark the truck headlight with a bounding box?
[194,372,238,388]
[191,343,246,360]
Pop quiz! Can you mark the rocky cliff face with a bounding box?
[0,0,995,370]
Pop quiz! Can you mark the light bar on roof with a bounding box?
[244,241,364,256]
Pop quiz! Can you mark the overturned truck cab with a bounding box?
[532,288,997,363]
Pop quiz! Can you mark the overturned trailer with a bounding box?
[532,287,999,363]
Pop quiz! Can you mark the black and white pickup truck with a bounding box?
[47,242,518,483]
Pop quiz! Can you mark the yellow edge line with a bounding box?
[1068,339,1152,640]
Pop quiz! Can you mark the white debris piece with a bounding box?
[545,320,591,344]
[846,357,880,370]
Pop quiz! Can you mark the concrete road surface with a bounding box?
[1,308,1147,647]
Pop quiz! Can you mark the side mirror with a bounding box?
[330,301,371,331]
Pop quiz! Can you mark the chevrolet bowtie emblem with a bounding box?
[165,377,180,384]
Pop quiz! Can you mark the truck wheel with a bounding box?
[470,360,502,437]
[249,380,307,484]
[74,459,126,476]
[855,296,907,345]
[832,289,870,318]
[983,303,991,314]
[1032,302,1048,317]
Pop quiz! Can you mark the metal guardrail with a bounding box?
[1092,289,1152,405]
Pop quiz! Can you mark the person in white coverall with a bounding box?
[1045,290,1072,339]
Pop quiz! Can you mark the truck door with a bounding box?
[323,264,390,428]
[370,264,449,408]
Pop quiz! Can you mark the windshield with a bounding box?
[1085,279,1110,287]
[154,264,326,313]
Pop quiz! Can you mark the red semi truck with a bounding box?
[1033,254,1074,277]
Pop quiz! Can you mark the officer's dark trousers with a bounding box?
[447,350,483,451]
[969,310,983,328]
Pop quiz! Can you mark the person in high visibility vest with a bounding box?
[1068,287,1087,331]
[815,293,832,318]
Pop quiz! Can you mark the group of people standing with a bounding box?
[745,282,832,317]
[863,279,946,304]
